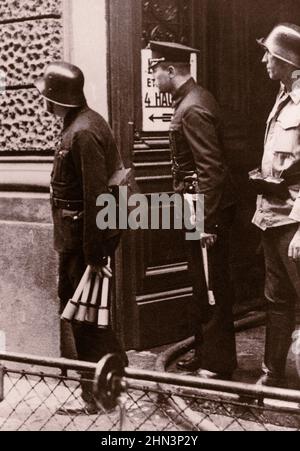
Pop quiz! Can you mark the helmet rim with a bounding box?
[257,37,300,67]
[34,62,86,108]
[257,23,300,69]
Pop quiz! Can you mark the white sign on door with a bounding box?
[141,49,197,133]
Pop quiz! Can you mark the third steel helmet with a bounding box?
[35,61,86,107]
[257,23,300,68]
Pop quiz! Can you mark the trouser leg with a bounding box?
[262,225,299,379]
[264,307,295,379]
[188,228,237,375]
[58,252,85,359]
[73,324,127,402]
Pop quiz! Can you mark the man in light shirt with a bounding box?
[252,23,300,387]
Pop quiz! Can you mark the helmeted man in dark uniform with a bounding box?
[150,42,237,379]
[35,62,127,414]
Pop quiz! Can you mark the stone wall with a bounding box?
[0,0,63,153]
[0,194,60,357]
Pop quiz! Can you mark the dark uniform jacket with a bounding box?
[170,78,236,232]
[51,105,122,266]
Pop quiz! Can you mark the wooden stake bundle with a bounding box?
[74,272,92,322]
[61,258,111,328]
[85,274,101,325]
[61,266,92,321]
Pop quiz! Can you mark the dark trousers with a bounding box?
[262,224,300,378]
[58,252,126,402]
[187,227,237,374]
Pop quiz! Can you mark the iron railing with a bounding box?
[0,352,299,431]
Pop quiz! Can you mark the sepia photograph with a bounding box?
[0,0,300,435]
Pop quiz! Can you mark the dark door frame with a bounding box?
[106,0,142,349]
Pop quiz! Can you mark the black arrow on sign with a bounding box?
[149,114,173,123]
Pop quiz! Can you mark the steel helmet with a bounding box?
[257,23,300,68]
[34,61,86,107]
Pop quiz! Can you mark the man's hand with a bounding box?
[201,233,218,249]
[288,229,300,261]
[90,263,113,278]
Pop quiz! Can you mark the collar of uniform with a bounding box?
[289,87,300,104]
[280,82,300,105]
[63,104,89,130]
[172,77,196,108]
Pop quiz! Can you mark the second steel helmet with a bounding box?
[257,23,300,68]
[34,61,86,107]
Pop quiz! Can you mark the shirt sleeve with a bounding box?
[182,105,227,232]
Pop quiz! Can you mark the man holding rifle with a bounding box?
[35,61,127,414]
[149,42,237,380]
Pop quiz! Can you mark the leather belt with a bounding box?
[51,197,83,210]
[173,169,197,181]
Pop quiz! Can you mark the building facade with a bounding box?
[0,0,299,356]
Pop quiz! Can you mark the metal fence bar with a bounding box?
[0,352,299,431]
[0,352,96,372]
[1,352,300,405]
[126,370,300,404]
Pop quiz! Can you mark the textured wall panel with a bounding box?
[0,89,62,152]
[0,19,62,87]
[0,0,63,153]
[0,0,61,21]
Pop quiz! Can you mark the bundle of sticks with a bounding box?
[61,258,111,328]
